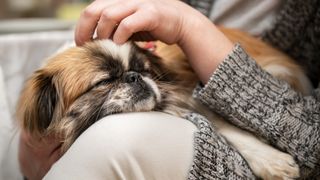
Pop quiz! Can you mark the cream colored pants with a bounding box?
[44,112,197,180]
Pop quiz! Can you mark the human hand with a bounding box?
[75,0,233,84]
[75,0,205,45]
[18,130,62,180]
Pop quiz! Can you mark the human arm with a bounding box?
[193,44,320,178]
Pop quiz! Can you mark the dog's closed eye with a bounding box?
[94,77,117,87]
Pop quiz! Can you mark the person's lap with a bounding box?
[44,112,197,180]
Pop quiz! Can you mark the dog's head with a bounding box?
[17,40,193,149]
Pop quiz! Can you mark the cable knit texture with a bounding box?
[185,113,255,179]
[192,45,320,178]
[184,0,320,179]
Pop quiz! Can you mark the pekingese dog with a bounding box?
[17,28,311,179]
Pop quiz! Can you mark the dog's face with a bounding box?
[17,40,188,149]
[64,41,164,118]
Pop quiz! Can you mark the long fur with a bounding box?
[17,28,310,179]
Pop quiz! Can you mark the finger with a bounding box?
[113,11,157,44]
[96,3,136,40]
[18,134,34,178]
[35,143,62,179]
[44,143,62,172]
[75,0,115,46]
[19,131,62,179]
[21,131,61,156]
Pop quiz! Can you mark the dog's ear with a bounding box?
[17,70,58,136]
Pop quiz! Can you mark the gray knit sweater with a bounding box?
[185,0,320,179]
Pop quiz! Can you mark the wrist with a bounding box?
[177,13,233,84]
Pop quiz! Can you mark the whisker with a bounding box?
[153,71,170,81]
[94,103,104,122]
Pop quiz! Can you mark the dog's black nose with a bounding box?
[124,71,142,83]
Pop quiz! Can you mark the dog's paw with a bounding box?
[253,152,300,180]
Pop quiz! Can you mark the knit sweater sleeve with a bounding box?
[185,113,256,180]
[194,44,320,178]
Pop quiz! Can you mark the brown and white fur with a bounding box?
[17,28,311,179]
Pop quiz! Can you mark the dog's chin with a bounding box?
[129,77,162,112]
[130,95,158,112]
[103,78,162,115]
[103,92,158,116]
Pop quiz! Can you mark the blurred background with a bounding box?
[0,0,91,33]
